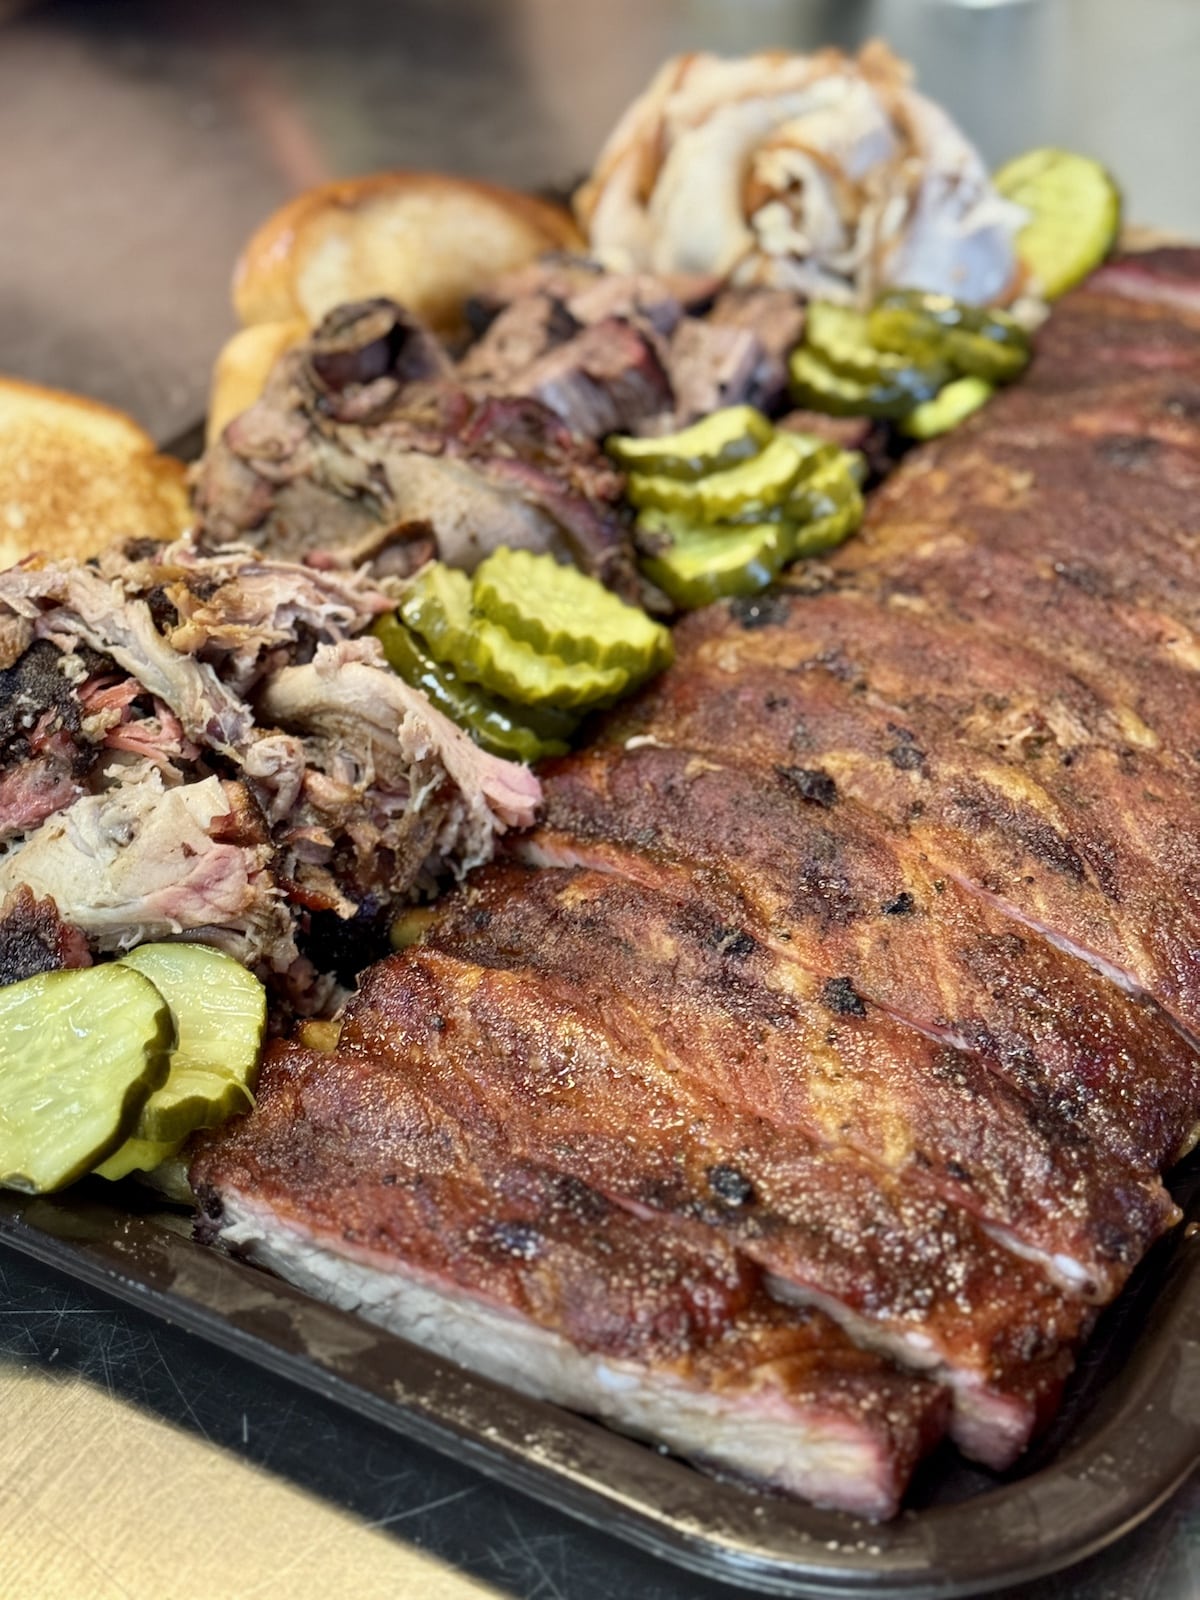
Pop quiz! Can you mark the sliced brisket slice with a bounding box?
[194,304,645,604]
[337,937,1089,1468]
[664,318,765,426]
[705,288,807,412]
[465,257,716,340]
[193,1041,949,1518]
[465,314,674,438]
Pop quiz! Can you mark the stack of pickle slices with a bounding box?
[0,943,265,1195]
[609,406,865,610]
[375,549,674,764]
[792,292,1034,439]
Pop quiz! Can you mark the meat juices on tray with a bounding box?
[197,250,1200,1514]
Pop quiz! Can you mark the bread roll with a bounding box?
[232,171,582,335]
[0,378,190,567]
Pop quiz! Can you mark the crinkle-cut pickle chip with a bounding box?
[0,965,172,1193]
[993,147,1121,299]
[606,405,774,479]
[868,294,1031,385]
[374,613,574,764]
[805,301,952,393]
[396,560,630,709]
[473,548,673,674]
[641,521,788,611]
[461,616,631,709]
[901,376,995,440]
[115,943,266,1145]
[786,463,865,557]
[398,561,475,667]
[627,434,806,522]
[789,346,942,420]
[773,429,840,480]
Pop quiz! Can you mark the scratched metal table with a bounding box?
[2,1,1200,1595]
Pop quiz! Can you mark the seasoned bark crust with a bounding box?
[197,251,1200,1511]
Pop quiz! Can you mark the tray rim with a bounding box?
[2,1184,1199,1600]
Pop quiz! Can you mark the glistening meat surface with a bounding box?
[588,648,1200,1176]
[193,1040,949,1518]
[423,863,1173,1300]
[196,251,1200,1509]
[334,888,1089,1468]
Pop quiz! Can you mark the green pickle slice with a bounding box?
[805,302,950,395]
[0,965,172,1192]
[373,614,574,762]
[773,430,841,482]
[473,548,672,675]
[993,147,1121,299]
[804,303,897,381]
[641,522,788,610]
[789,346,944,420]
[116,943,266,1145]
[396,559,636,715]
[843,450,868,488]
[606,406,774,479]
[869,293,1031,384]
[461,618,630,709]
[901,376,995,440]
[135,1151,195,1206]
[627,434,805,521]
[95,1134,184,1183]
[398,562,475,666]
[786,462,865,557]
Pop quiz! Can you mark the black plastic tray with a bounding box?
[2,1156,1200,1599]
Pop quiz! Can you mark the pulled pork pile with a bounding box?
[0,537,540,1009]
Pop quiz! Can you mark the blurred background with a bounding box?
[0,0,1196,437]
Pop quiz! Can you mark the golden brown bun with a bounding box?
[207,319,308,445]
[0,377,190,568]
[232,171,583,335]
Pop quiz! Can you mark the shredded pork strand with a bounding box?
[0,771,294,967]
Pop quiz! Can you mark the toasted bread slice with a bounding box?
[232,171,583,335]
[207,319,309,445]
[0,378,190,568]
